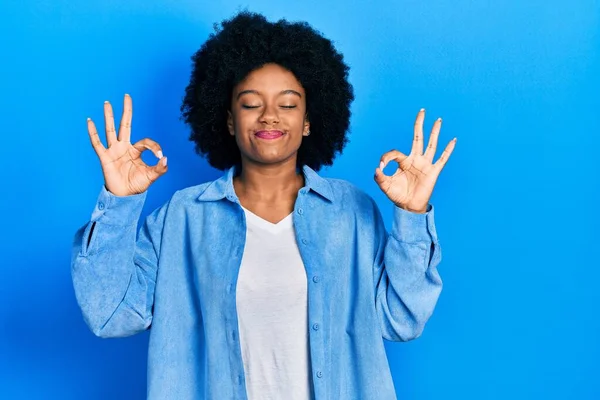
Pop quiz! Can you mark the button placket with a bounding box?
[295,198,325,389]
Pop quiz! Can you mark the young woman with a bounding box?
[72,11,456,400]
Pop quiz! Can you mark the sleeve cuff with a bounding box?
[390,203,438,244]
[90,185,148,226]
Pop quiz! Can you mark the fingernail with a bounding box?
[162,157,167,166]
[379,161,384,170]
[453,137,457,142]
[420,108,425,112]
[438,117,442,122]
[125,93,130,97]
[104,101,109,104]
[87,117,91,121]
[157,151,163,159]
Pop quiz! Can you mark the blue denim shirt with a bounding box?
[71,164,442,400]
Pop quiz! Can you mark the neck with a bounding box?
[233,157,304,204]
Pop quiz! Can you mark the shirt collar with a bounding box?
[196,164,333,203]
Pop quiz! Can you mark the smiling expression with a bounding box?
[227,63,311,166]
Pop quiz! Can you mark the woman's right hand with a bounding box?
[87,94,168,197]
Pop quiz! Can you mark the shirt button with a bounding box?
[312,323,319,331]
[98,202,105,210]
[302,239,308,245]
[297,208,304,215]
[312,275,320,283]
[316,371,323,378]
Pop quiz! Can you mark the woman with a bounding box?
[71,11,455,400]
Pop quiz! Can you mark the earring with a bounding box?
[306,130,311,136]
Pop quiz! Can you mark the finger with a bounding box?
[147,156,168,183]
[87,118,106,156]
[374,164,392,187]
[104,101,117,146]
[434,138,457,170]
[411,108,425,155]
[132,138,164,160]
[118,94,133,143]
[379,150,408,174]
[424,117,442,162]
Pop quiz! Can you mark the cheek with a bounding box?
[232,113,245,128]
[231,113,253,134]
[290,110,308,128]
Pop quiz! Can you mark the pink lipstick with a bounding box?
[255,130,284,140]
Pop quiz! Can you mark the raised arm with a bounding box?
[71,94,169,337]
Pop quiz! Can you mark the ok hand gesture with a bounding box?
[87,94,168,197]
[374,109,456,213]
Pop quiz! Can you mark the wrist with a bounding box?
[394,203,428,214]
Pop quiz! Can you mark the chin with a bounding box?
[245,152,298,166]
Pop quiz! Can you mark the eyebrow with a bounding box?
[236,89,302,100]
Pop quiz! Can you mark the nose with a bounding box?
[259,103,279,125]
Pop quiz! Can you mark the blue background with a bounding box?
[1,0,598,398]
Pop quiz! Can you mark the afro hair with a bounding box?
[180,11,354,171]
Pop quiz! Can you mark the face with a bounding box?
[227,63,310,167]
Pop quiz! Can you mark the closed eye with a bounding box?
[241,105,297,109]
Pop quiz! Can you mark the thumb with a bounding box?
[374,166,390,191]
[147,156,168,183]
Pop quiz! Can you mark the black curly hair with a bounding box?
[180,11,354,171]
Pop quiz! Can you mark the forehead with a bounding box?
[236,63,304,92]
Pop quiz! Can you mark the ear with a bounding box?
[227,110,235,136]
[303,115,310,136]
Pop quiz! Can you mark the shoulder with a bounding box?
[145,181,217,225]
[166,175,234,214]
[324,177,379,212]
[169,181,213,203]
[321,177,386,234]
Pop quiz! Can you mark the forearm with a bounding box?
[374,204,442,341]
[71,187,156,338]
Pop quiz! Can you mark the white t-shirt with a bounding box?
[235,206,313,400]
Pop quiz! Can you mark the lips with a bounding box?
[255,130,284,139]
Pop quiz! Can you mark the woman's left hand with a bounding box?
[374,109,456,214]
